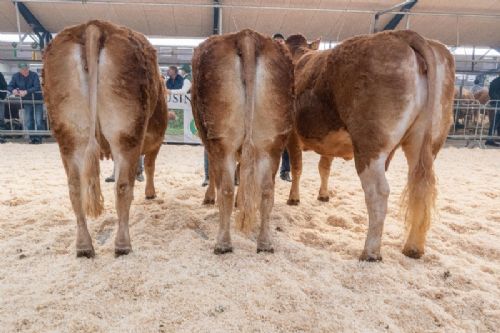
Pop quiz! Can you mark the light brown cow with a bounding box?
[43,20,168,257]
[285,30,455,261]
[473,88,489,104]
[191,29,294,254]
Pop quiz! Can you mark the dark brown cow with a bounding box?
[191,29,294,254]
[285,30,455,261]
[43,20,168,257]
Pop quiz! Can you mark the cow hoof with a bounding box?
[76,248,95,258]
[402,247,424,259]
[359,251,382,262]
[287,199,300,206]
[257,247,274,254]
[115,247,132,257]
[145,194,156,200]
[317,196,330,202]
[214,246,233,255]
[203,199,215,205]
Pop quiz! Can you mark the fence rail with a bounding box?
[1,90,499,147]
[450,99,500,147]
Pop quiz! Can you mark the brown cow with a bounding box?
[43,20,168,257]
[285,30,454,261]
[191,29,294,254]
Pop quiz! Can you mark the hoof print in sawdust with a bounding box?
[327,215,349,229]
[214,247,233,255]
[442,205,462,215]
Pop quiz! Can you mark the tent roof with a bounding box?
[0,0,499,47]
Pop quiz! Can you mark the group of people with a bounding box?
[0,63,45,144]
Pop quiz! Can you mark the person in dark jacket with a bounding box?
[7,63,45,144]
[166,66,184,90]
[486,76,500,147]
[0,72,7,142]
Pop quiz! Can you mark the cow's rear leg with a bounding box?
[287,131,302,205]
[357,154,390,262]
[257,155,278,253]
[113,151,140,256]
[144,146,160,199]
[63,154,95,258]
[401,130,436,259]
[317,155,333,202]
[213,155,236,254]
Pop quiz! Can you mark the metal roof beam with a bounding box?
[13,1,52,49]
[382,0,418,31]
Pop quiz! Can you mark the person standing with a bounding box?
[166,66,184,90]
[169,64,192,94]
[7,63,45,144]
[486,76,500,147]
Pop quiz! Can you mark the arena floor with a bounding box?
[0,143,498,332]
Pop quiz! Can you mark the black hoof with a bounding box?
[115,247,131,257]
[214,247,233,255]
[257,247,274,254]
[287,199,300,206]
[402,248,423,259]
[76,248,95,258]
[317,196,329,202]
[203,199,215,205]
[145,195,156,200]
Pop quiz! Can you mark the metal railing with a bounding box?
[450,99,500,147]
[1,90,499,147]
[0,90,51,137]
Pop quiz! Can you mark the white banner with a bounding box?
[166,93,201,144]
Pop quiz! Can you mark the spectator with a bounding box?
[273,33,292,181]
[471,78,483,95]
[169,64,192,95]
[486,76,500,147]
[7,63,45,144]
[0,71,7,144]
[166,66,184,90]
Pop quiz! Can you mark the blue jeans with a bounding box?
[23,102,45,141]
[280,149,290,175]
[204,149,209,179]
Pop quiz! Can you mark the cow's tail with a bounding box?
[235,31,259,233]
[81,24,104,218]
[398,31,438,256]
